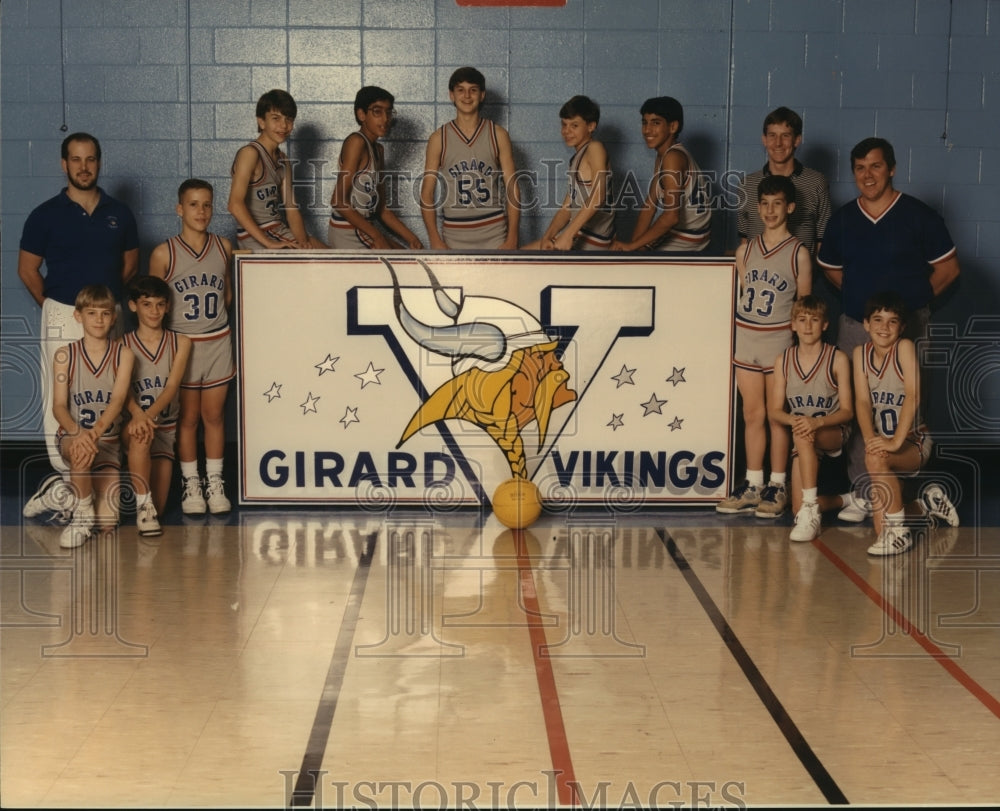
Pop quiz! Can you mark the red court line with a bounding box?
[514,530,578,806]
[813,538,1000,720]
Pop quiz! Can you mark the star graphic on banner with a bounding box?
[611,364,636,388]
[314,354,340,375]
[607,413,625,431]
[340,406,360,429]
[263,382,282,402]
[641,393,667,416]
[669,416,684,431]
[666,367,686,386]
[300,392,320,414]
[354,361,384,389]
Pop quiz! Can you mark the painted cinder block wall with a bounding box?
[2,0,998,440]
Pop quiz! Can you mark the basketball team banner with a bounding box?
[235,253,736,507]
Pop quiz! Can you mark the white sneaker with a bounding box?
[922,484,959,527]
[867,524,913,556]
[838,492,871,523]
[23,473,73,518]
[59,507,95,549]
[204,474,231,514]
[789,502,821,542]
[136,501,162,537]
[181,476,207,515]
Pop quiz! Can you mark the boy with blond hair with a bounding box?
[52,284,135,548]
[769,295,854,542]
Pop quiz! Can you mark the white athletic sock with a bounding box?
[802,487,818,504]
[180,461,199,480]
[205,458,224,478]
[136,492,151,507]
[746,470,765,487]
[769,471,787,486]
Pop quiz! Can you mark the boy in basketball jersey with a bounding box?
[328,86,424,250]
[768,296,854,542]
[420,67,520,250]
[52,285,135,548]
[717,174,811,519]
[524,95,616,251]
[612,96,711,252]
[123,276,192,536]
[228,89,326,251]
[149,179,235,515]
[852,292,959,556]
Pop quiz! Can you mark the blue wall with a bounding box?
[3,0,999,440]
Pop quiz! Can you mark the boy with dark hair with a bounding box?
[737,106,831,254]
[228,89,325,251]
[52,284,135,548]
[525,94,616,251]
[717,173,811,518]
[612,96,711,252]
[328,86,424,251]
[420,67,520,250]
[122,275,192,536]
[769,295,854,542]
[150,179,235,515]
[852,292,959,556]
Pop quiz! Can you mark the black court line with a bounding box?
[657,530,849,806]
[288,532,377,807]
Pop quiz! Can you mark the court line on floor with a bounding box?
[658,529,850,806]
[288,532,377,807]
[514,529,578,806]
[813,538,1000,721]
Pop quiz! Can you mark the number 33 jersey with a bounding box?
[737,234,804,330]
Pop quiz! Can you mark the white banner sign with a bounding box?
[235,253,736,508]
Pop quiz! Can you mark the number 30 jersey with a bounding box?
[163,234,230,338]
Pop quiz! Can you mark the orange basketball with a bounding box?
[492,477,543,529]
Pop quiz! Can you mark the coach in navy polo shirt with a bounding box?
[18,132,138,517]
[818,136,960,505]
[818,136,960,352]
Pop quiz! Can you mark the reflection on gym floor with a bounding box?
[2,508,998,808]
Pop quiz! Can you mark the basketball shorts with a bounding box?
[182,331,235,389]
[733,322,793,373]
[328,213,376,250]
[58,432,122,471]
[237,221,299,252]
[442,213,508,250]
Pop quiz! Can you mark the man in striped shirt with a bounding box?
[737,107,831,256]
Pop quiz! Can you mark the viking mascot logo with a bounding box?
[384,259,577,480]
